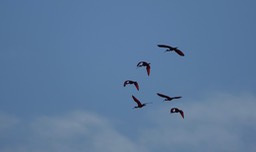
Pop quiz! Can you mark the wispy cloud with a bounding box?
[0,92,255,152]
[0,111,147,152]
[138,92,256,152]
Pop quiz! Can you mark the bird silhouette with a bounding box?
[132,95,151,109]
[157,44,185,56]
[170,107,184,119]
[157,93,182,102]
[123,80,139,91]
[137,61,151,76]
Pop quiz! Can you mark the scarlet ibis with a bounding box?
[123,80,139,91]
[157,44,185,56]
[157,93,182,102]
[132,95,151,109]
[170,108,184,119]
[137,61,151,76]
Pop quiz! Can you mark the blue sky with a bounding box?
[0,0,256,151]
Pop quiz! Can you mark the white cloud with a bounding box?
[0,92,255,152]
[0,111,147,152]
[138,92,256,152]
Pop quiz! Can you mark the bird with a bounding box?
[123,80,139,91]
[132,95,151,109]
[170,108,184,119]
[137,61,151,76]
[157,93,182,102]
[157,44,185,56]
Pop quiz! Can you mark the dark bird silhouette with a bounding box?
[157,93,182,102]
[170,108,184,119]
[137,61,151,76]
[157,44,185,56]
[132,95,151,109]
[123,80,139,91]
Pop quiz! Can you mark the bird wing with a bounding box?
[174,49,185,56]
[179,110,184,119]
[146,65,150,76]
[137,61,144,67]
[134,82,139,91]
[157,44,172,49]
[132,95,142,106]
[173,96,182,99]
[123,80,128,87]
[157,93,171,99]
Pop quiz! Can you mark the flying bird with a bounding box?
[170,108,184,119]
[157,44,185,56]
[132,95,151,109]
[137,61,151,76]
[123,80,139,91]
[157,93,182,102]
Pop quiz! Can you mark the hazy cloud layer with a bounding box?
[0,111,146,152]
[0,93,255,152]
[140,92,256,152]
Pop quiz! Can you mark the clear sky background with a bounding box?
[0,0,256,152]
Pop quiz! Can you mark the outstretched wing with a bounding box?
[173,96,182,99]
[170,108,184,119]
[174,49,185,56]
[146,65,150,76]
[157,93,171,99]
[134,82,139,91]
[137,61,145,67]
[123,80,128,87]
[157,44,172,49]
[132,95,142,106]
[179,110,184,119]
